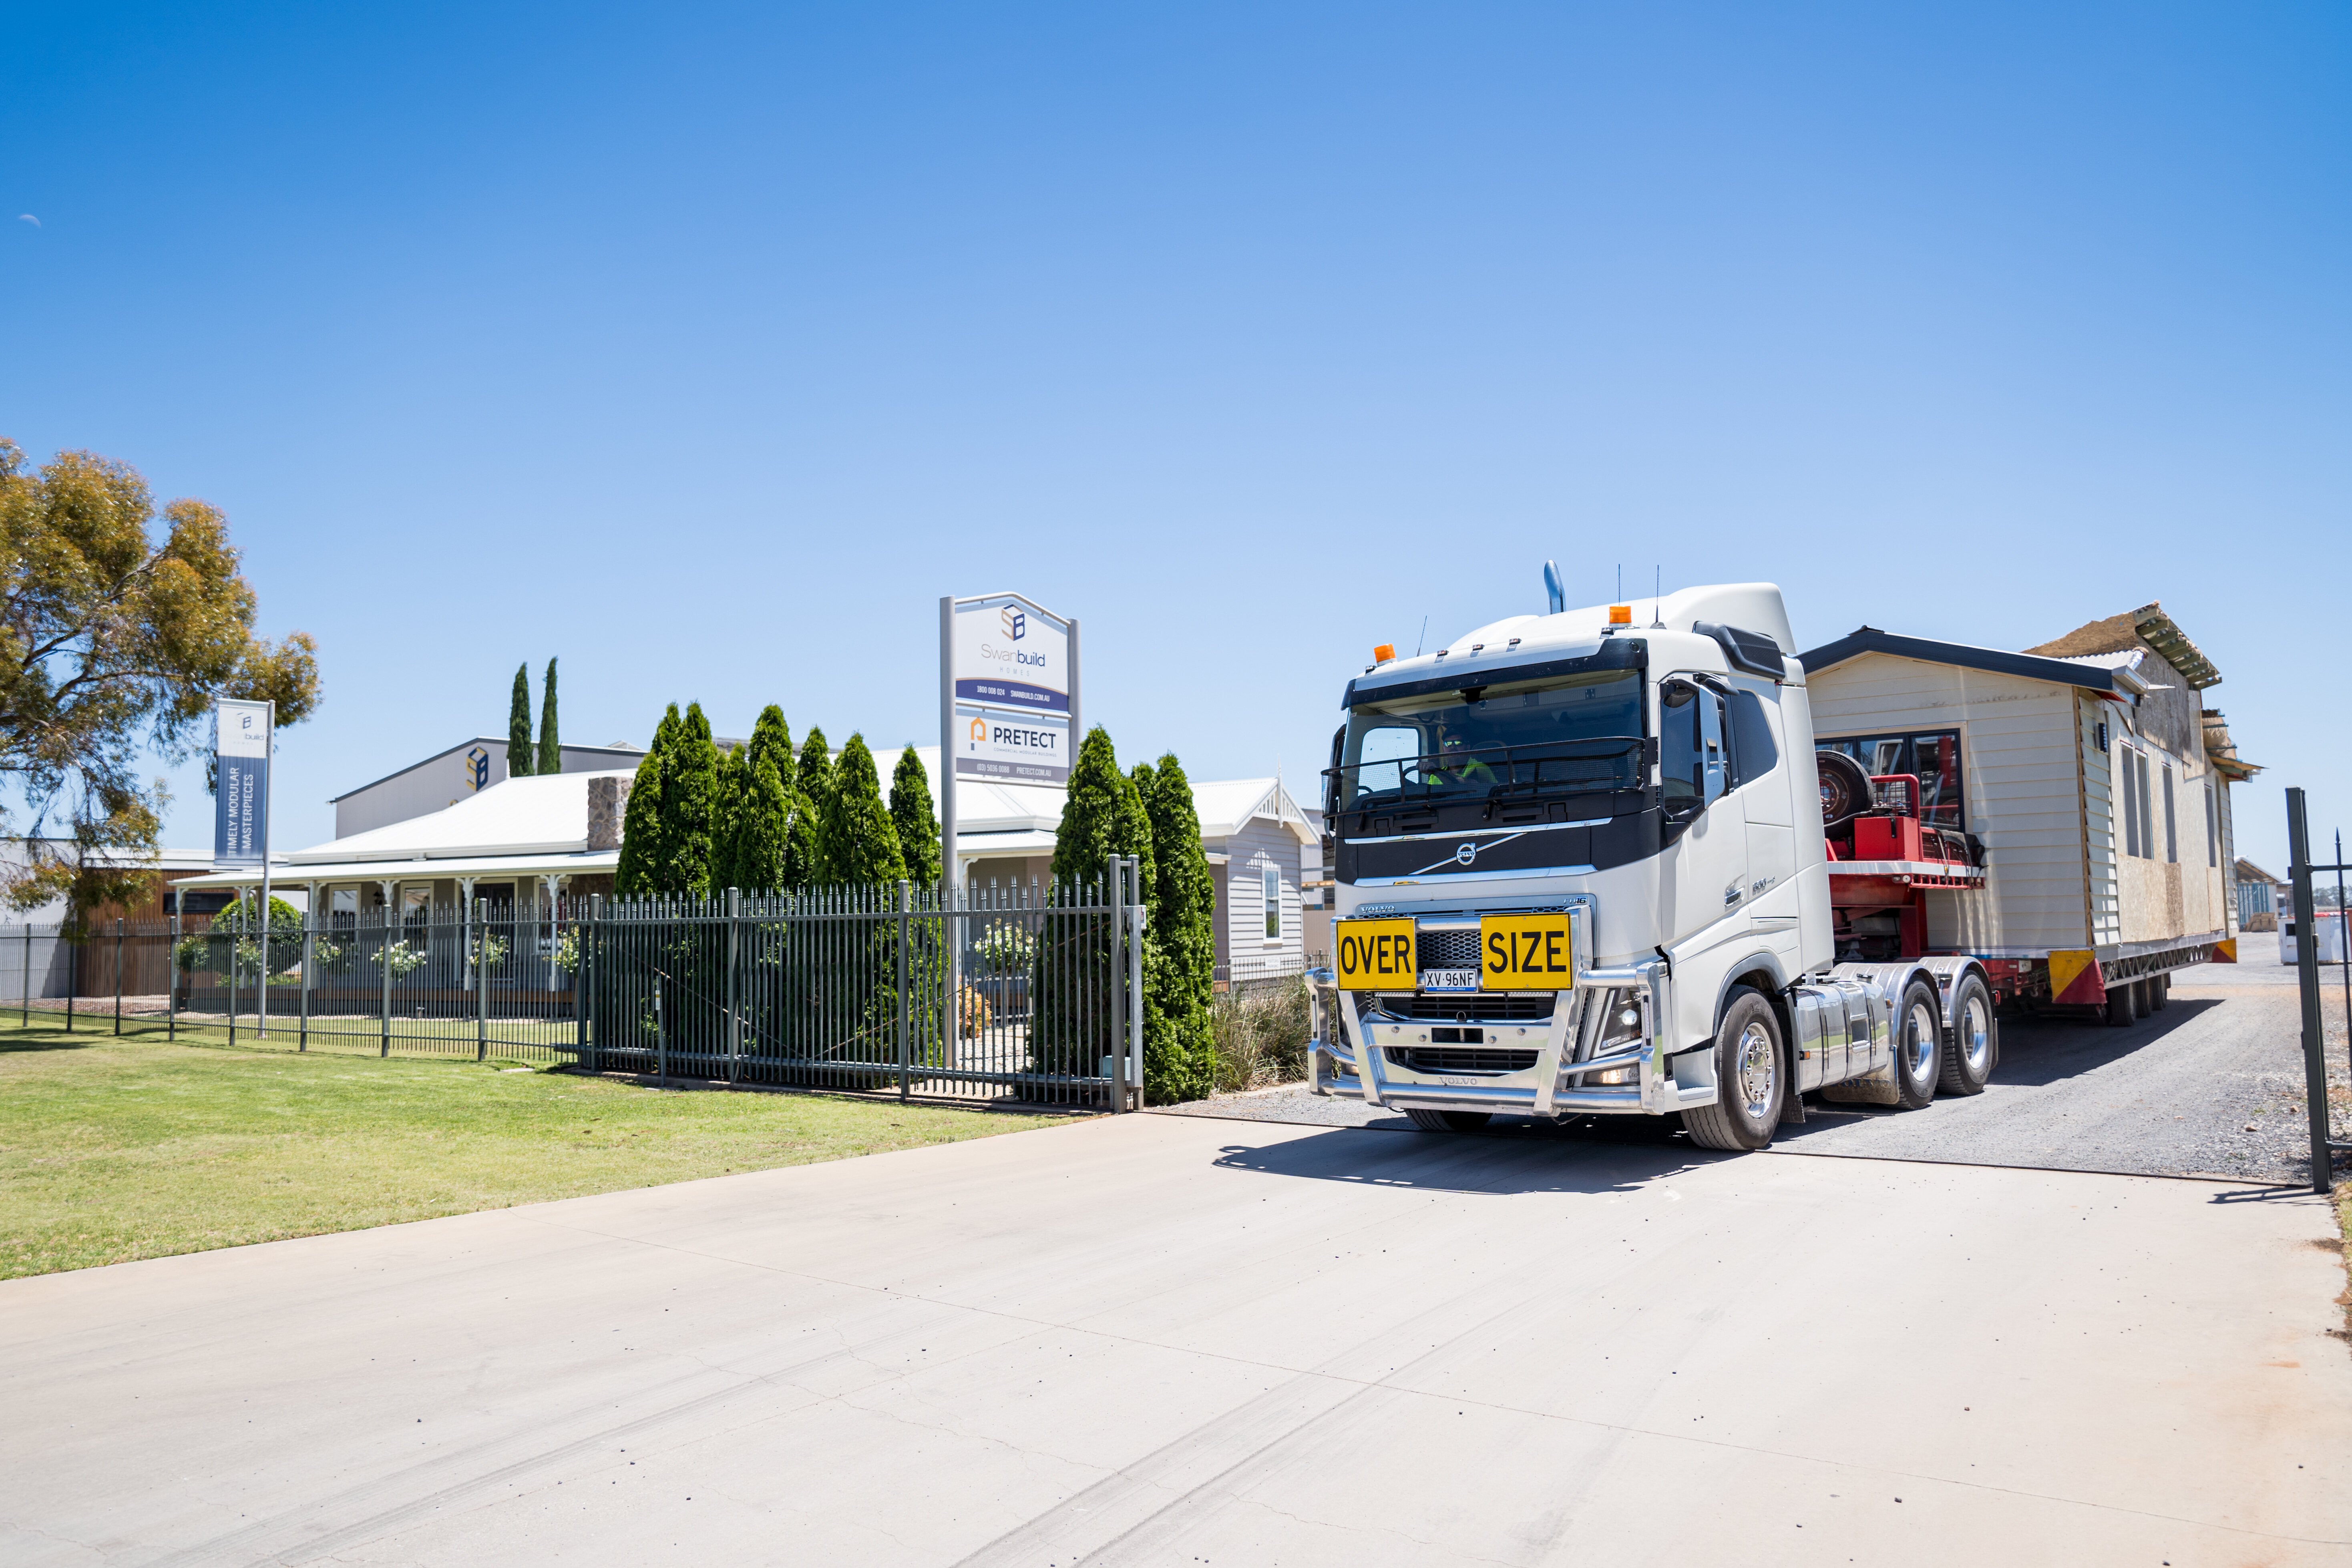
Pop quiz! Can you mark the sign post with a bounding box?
[939,593,1079,1062]
[215,699,273,1037]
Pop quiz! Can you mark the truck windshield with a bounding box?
[1335,671,1644,812]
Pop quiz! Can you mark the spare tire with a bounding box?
[1816,750,1874,828]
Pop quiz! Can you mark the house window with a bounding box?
[2162,764,2178,862]
[1263,864,1281,941]
[1814,730,1963,829]
[2206,784,2219,867]
[2121,748,2142,859]
[2138,753,2156,862]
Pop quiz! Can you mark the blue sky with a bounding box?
[2,3,2345,872]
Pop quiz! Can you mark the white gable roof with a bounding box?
[1192,778,1319,845]
[285,771,630,864]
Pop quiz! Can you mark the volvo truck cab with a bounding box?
[1310,579,1994,1150]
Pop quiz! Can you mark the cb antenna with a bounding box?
[1616,564,1622,601]
[1650,565,1665,628]
[1414,615,1429,656]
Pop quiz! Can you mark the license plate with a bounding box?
[1478,912,1576,990]
[1419,969,1481,991]
[1333,918,1417,991]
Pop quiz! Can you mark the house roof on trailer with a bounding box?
[1798,629,2129,691]
[2024,602,2222,689]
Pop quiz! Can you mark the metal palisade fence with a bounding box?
[0,854,1148,1109]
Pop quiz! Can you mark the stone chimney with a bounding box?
[587,776,632,851]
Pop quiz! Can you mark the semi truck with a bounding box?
[1305,575,2231,1150]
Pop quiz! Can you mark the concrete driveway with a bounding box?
[2,1113,2347,1566]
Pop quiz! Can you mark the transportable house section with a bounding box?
[1801,604,2258,1007]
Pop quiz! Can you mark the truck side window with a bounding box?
[1727,690,1779,789]
[1660,683,1703,806]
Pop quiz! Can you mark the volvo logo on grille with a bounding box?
[1454,842,1477,866]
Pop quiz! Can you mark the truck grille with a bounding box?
[1388,1046,1541,1075]
[1416,927,1483,968]
[1377,994,1556,1022]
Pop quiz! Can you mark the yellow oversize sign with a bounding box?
[1480,913,1576,990]
[1334,919,1417,991]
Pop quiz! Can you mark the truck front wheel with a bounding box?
[1683,987,1782,1152]
[1405,1109,1492,1133]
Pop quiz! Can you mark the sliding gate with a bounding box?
[584,855,1145,1109]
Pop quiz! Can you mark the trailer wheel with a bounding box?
[1405,1108,1492,1133]
[2151,974,2170,1011]
[1937,973,1995,1096]
[2105,981,2137,1028]
[1684,987,1782,1151]
[1894,981,1940,1109]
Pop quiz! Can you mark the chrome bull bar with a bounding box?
[1308,954,1711,1118]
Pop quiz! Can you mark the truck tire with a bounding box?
[1937,972,1995,1096]
[2105,981,2137,1028]
[1683,987,1782,1152]
[1405,1108,1492,1133]
[1894,980,1940,1109]
[2151,973,2170,1011]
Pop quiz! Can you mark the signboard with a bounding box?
[952,594,1071,716]
[465,745,491,792]
[213,699,271,869]
[956,705,1071,784]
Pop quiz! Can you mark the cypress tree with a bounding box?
[715,706,794,893]
[1034,727,1155,1089]
[1135,754,1217,1103]
[820,735,907,885]
[507,663,534,777]
[613,706,677,898]
[535,657,561,775]
[796,726,836,876]
[657,702,720,895]
[889,746,943,889]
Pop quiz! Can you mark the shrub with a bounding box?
[1212,978,1312,1093]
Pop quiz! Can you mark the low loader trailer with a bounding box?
[1307,576,2234,1149]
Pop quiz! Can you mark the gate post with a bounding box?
[476,900,489,1063]
[168,905,179,1042]
[2288,789,2335,1195]
[727,888,741,1085]
[114,918,124,1036]
[1125,855,1144,1112]
[896,879,911,1103]
[379,903,392,1058]
[299,912,311,1052]
[581,896,599,1073]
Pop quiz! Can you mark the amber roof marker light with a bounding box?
[1373,643,1396,664]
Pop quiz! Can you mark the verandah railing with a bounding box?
[0,854,1147,1108]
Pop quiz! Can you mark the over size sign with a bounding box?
[1334,919,1415,991]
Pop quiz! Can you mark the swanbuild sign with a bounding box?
[952,593,1071,717]
[213,699,271,869]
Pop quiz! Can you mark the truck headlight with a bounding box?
[1598,989,1646,1047]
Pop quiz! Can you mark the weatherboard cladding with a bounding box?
[1219,817,1303,975]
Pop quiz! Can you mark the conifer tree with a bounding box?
[1134,754,1217,1102]
[535,657,560,774]
[889,746,943,889]
[507,663,533,776]
[613,706,676,897]
[1034,727,1156,1090]
[657,702,720,895]
[796,726,836,876]
[714,706,794,893]
[820,735,907,885]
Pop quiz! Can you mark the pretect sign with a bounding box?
[952,594,1071,715]
[956,704,1071,784]
[214,699,271,869]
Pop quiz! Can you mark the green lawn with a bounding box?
[0,1021,1071,1280]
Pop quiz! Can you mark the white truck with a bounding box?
[1308,578,1997,1150]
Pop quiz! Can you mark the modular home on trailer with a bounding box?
[1800,602,2258,1023]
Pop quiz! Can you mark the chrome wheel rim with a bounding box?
[1907,1001,1939,1084]
[1735,1019,1777,1120]
[1961,995,1991,1077]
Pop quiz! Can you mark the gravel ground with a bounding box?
[1155,961,2352,1184]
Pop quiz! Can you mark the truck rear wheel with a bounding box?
[1683,987,1782,1152]
[1894,981,1940,1109]
[2105,981,2137,1028]
[1937,973,1995,1096]
[2151,974,2170,1011]
[1405,1108,1492,1133]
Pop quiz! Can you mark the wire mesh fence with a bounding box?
[0,855,1148,1106]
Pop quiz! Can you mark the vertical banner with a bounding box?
[214,699,272,868]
